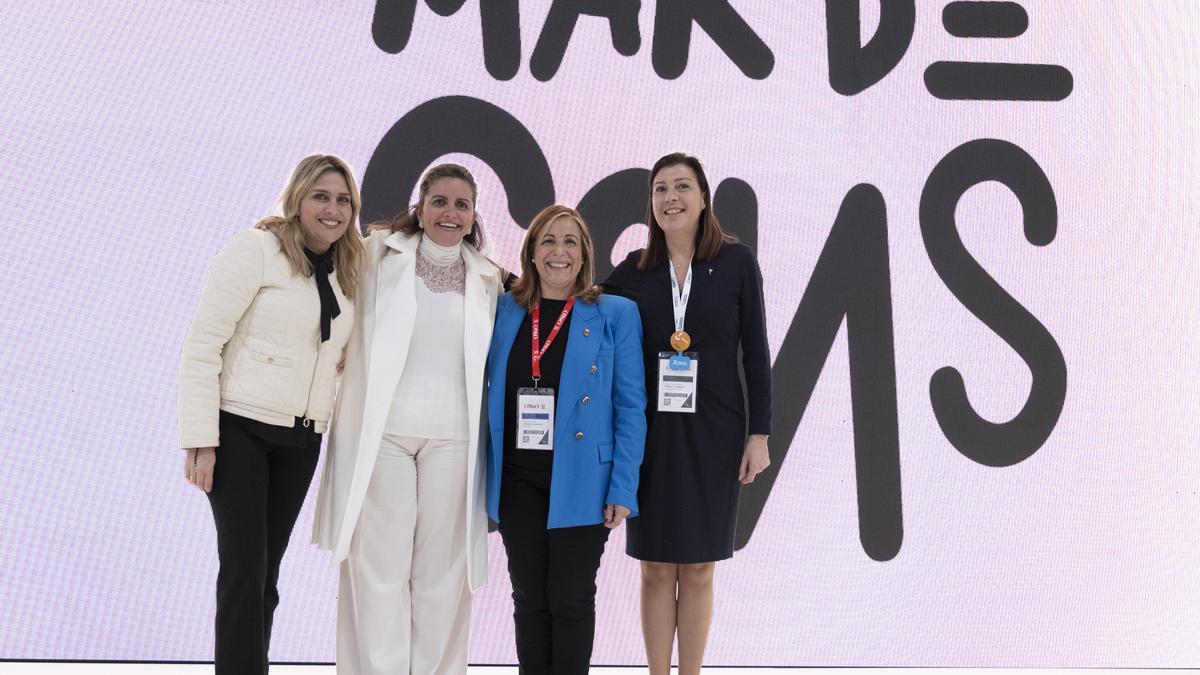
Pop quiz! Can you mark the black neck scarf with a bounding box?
[304,247,341,342]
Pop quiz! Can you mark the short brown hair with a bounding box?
[511,204,602,308]
[638,152,734,271]
[372,163,486,250]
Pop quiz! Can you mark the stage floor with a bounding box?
[0,662,1176,667]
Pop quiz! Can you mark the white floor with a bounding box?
[0,662,1180,667]
[0,663,871,673]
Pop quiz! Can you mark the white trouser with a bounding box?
[338,434,471,675]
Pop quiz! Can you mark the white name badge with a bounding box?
[516,387,555,450]
[657,351,698,413]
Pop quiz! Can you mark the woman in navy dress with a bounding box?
[603,153,772,675]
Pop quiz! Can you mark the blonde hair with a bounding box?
[511,204,601,308]
[255,155,365,300]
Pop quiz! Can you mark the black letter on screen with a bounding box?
[737,184,902,562]
[361,96,555,230]
[372,0,521,80]
[826,0,915,95]
[652,0,775,80]
[712,178,758,256]
[531,0,641,81]
[942,1,1028,38]
[578,169,650,281]
[919,138,1066,467]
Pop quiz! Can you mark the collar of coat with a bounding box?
[381,229,503,286]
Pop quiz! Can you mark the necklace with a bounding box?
[670,254,691,293]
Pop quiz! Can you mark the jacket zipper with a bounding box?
[302,342,318,428]
[301,276,324,428]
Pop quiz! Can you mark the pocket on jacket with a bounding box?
[593,349,615,373]
[245,337,293,367]
[598,442,613,463]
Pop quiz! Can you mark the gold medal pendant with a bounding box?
[670,330,691,352]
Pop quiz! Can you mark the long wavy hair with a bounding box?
[372,163,486,251]
[638,152,735,271]
[254,155,364,300]
[511,204,601,308]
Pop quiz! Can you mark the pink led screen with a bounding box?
[1,1,1197,667]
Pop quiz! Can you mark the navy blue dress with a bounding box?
[603,242,771,563]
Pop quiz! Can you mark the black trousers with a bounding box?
[205,413,320,675]
[497,461,611,675]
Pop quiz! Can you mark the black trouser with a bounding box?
[205,413,320,675]
[497,461,611,675]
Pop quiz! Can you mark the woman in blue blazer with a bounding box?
[485,204,646,674]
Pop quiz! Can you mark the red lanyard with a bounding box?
[531,297,575,382]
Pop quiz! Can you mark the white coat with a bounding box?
[312,230,501,591]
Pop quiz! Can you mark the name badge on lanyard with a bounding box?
[516,388,555,449]
[658,258,698,413]
[516,298,574,450]
[657,350,698,413]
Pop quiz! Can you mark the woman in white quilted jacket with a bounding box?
[178,154,365,675]
[312,163,505,675]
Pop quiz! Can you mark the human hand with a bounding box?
[603,503,631,529]
[184,447,216,493]
[367,216,407,232]
[738,434,770,484]
[254,220,285,236]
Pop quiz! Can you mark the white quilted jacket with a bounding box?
[178,229,355,448]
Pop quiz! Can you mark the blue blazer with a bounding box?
[485,292,647,529]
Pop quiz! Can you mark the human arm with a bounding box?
[178,230,265,451]
[604,298,647,515]
[737,246,772,482]
[598,250,640,298]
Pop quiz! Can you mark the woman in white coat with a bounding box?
[312,163,505,675]
[179,154,364,674]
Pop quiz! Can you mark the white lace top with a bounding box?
[414,236,466,294]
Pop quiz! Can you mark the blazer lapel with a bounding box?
[462,246,499,437]
[358,234,388,368]
[684,255,709,330]
[488,297,524,437]
[461,245,500,593]
[368,232,418,399]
